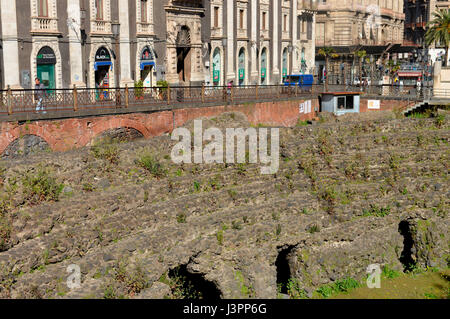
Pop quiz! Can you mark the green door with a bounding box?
[37,64,55,91]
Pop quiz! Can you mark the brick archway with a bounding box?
[78,118,151,148]
[0,124,57,155]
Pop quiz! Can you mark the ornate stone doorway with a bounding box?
[176,26,191,84]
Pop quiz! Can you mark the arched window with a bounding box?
[212,48,221,85]
[238,48,246,86]
[282,48,288,81]
[261,48,267,85]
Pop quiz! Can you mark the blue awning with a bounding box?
[94,61,112,71]
[140,61,155,70]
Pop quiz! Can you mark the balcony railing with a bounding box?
[31,17,58,33]
[91,20,112,34]
[0,84,433,118]
[299,0,318,10]
[137,22,154,35]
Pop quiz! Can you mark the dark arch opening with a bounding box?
[398,220,416,272]
[2,135,50,158]
[276,245,295,294]
[168,264,222,300]
[94,127,144,144]
[176,26,191,83]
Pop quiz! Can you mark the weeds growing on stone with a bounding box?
[21,166,64,204]
[91,138,120,165]
[137,151,167,179]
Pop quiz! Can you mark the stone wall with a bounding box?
[0,96,410,156]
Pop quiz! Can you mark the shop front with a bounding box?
[238,48,246,86]
[212,48,221,86]
[36,46,56,91]
[140,46,155,88]
[94,47,113,100]
[261,48,267,85]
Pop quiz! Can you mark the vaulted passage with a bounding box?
[398,220,416,272]
[2,135,50,158]
[95,127,144,143]
[276,246,295,294]
[168,264,222,299]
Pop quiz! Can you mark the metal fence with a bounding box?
[0,84,433,116]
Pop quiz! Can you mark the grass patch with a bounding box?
[136,151,167,179]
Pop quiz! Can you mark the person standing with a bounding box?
[34,77,47,113]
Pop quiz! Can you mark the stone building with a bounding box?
[404,0,450,65]
[0,0,317,89]
[314,0,405,84]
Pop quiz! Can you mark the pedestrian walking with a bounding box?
[34,77,47,113]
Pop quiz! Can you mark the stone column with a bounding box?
[67,0,86,87]
[0,0,22,89]
[118,0,134,86]
[272,0,280,83]
[250,0,258,83]
[291,0,299,74]
[226,0,235,81]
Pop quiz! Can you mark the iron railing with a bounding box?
[0,84,434,116]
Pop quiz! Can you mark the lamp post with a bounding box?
[111,22,120,88]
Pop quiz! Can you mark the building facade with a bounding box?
[404,0,450,65]
[313,0,405,84]
[0,0,317,89]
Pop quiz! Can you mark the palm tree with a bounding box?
[318,47,338,91]
[355,50,367,87]
[425,9,450,66]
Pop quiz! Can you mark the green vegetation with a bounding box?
[177,213,187,223]
[136,151,167,178]
[316,277,360,298]
[91,138,120,165]
[21,166,64,204]
[362,204,391,217]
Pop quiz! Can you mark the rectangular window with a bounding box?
[95,0,103,20]
[346,96,354,109]
[214,6,219,28]
[239,9,244,29]
[38,0,49,17]
[262,11,266,30]
[141,0,148,23]
[284,15,287,32]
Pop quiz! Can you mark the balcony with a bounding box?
[137,22,154,35]
[298,0,318,10]
[31,17,59,34]
[91,20,112,35]
[211,27,223,38]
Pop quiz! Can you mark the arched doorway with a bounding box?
[261,48,267,85]
[176,26,191,84]
[212,48,221,86]
[282,48,288,82]
[94,47,112,99]
[140,46,155,88]
[238,48,246,86]
[36,46,56,90]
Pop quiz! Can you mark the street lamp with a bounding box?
[111,21,120,87]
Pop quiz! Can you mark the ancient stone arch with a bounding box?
[0,124,56,155]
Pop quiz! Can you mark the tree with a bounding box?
[425,9,450,66]
[386,59,400,90]
[355,50,367,87]
[318,47,339,91]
